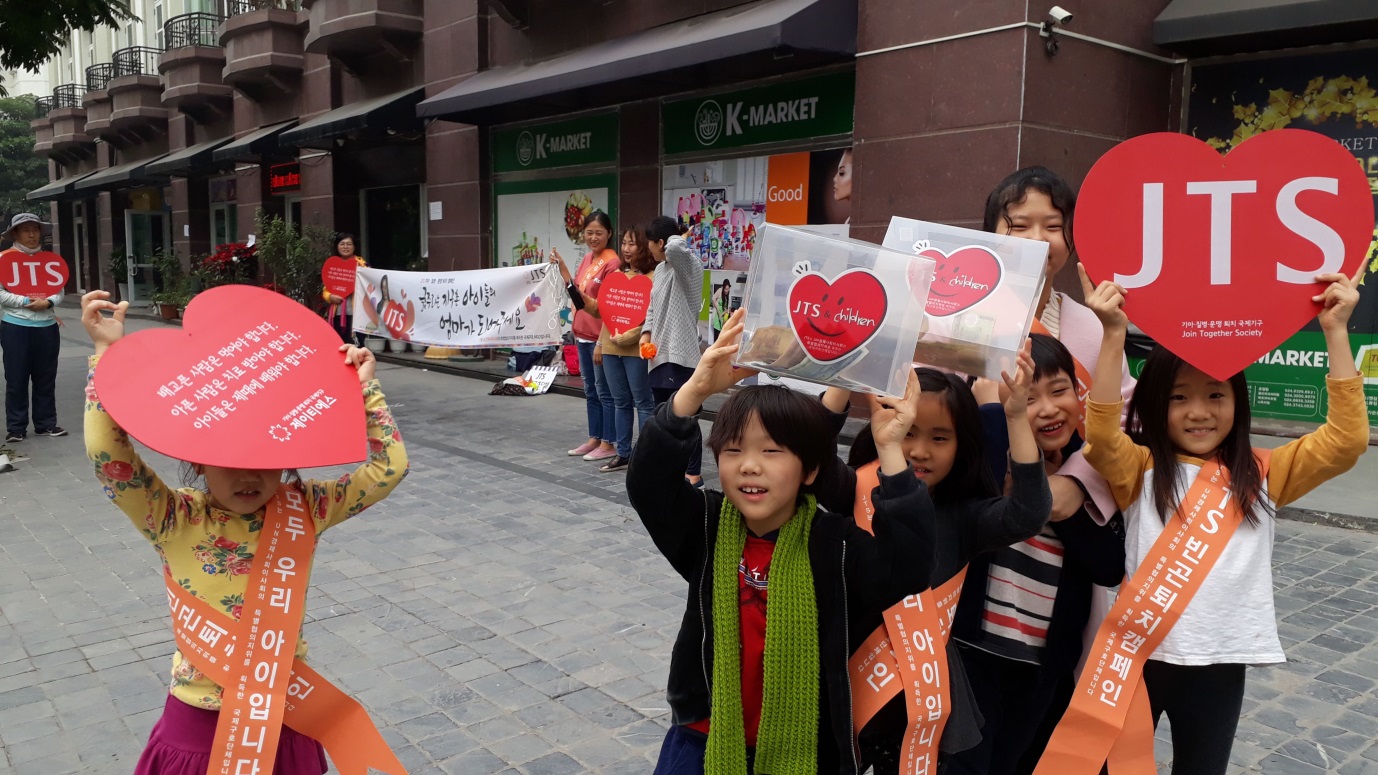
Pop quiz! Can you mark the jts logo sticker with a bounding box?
[912,245,1003,317]
[787,269,888,363]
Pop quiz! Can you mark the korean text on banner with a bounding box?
[353,264,565,348]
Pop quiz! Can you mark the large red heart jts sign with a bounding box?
[788,269,888,362]
[94,285,367,469]
[1076,129,1373,381]
[598,272,652,336]
[0,250,69,299]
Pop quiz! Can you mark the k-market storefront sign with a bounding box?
[662,71,855,156]
[492,113,619,174]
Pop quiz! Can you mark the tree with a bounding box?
[0,0,132,73]
[0,96,51,224]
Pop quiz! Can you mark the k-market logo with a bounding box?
[516,131,536,166]
[695,100,724,146]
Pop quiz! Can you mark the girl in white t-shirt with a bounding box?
[1078,264,1368,775]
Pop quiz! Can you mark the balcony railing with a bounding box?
[226,0,300,15]
[164,12,224,50]
[86,62,117,92]
[53,84,84,109]
[34,96,52,119]
[113,46,163,78]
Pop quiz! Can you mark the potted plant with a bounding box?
[150,249,191,320]
[148,290,181,321]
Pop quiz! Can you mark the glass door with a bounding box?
[284,195,303,233]
[125,210,169,307]
[361,185,422,271]
[211,203,237,247]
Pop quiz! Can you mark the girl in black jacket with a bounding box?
[811,353,1053,772]
[627,310,936,775]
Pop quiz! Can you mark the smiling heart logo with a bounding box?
[915,245,1003,317]
[1076,129,1373,381]
[94,285,367,469]
[787,269,888,363]
[598,272,653,336]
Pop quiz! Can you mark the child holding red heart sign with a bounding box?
[627,308,938,775]
[78,290,410,775]
[1047,265,1369,775]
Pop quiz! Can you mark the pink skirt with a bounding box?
[134,694,328,775]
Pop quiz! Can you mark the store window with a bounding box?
[659,71,856,344]
[210,176,238,247]
[490,112,620,269]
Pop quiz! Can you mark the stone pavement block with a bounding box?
[485,731,555,766]
[521,751,584,775]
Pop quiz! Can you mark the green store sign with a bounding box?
[1127,330,1378,425]
[492,113,619,174]
[662,71,855,155]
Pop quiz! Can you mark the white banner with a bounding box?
[352,264,566,348]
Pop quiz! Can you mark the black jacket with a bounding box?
[627,401,937,775]
[811,447,1053,758]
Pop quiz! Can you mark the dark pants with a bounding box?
[2,321,60,436]
[650,363,702,476]
[946,646,1063,775]
[1144,661,1246,775]
[653,725,756,775]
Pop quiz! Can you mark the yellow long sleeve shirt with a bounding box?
[84,354,409,708]
[1082,375,1367,664]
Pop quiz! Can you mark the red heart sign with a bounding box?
[0,249,69,299]
[1077,129,1373,381]
[93,285,367,469]
[788,269,888,362]
[916,246,1003,317]
[321,256,358,299]
[598,272,652,336]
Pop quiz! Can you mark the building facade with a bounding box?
[25,0,1378,426]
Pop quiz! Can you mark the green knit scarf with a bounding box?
[705,495,821,775]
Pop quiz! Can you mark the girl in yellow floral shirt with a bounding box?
[79,290,409,775]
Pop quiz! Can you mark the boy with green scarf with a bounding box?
[628,309,936,775]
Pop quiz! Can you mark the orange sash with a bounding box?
[165,488,406,775]
[1029,319,1091,437]
[1031,456,1263,775]
[849,461,965,773]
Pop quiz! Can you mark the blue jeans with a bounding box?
[601,353,655,458]
[576,340,615,443]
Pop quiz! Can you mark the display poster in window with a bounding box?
[1188,49,1378,423]
[662,147,853,345]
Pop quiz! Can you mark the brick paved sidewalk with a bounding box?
[3,324,1378,773]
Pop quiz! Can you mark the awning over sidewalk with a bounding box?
[27,171,97,201]
[416,0,856,125]
[280,88,425,149]
[1155,0,1378,54]
[74,154,172,192]
[144,136,233,177]
[212,120,298,163]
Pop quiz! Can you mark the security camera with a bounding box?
[1048,6,1073,25]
